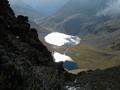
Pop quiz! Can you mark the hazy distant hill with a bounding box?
[10,0,42,19]
[10,0,120,51]
[37,0,110,34]
[56,0,109,18]
[36,0,120,51]
[9,0,69,16]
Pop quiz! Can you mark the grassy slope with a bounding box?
[67,43,120,70]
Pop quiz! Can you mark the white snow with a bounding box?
[53,52,73,62]
[44,32,81,70]
[44,32,81,47]
[53,52,79,70]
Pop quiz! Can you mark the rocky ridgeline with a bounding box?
[0,0,120,90]
[0,0,67,90]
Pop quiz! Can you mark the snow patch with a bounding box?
[53,52,73,62]
[44,32,81,47]
[53,52,79,70]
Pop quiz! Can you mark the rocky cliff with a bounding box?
[0,0,66,90]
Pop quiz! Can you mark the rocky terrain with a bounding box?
[0,0,66,89]
[0,0,120,90]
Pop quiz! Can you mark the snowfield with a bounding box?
[44,32,81,47]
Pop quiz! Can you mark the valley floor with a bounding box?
[68,43,120,71]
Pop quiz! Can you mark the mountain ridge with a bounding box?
[0,1,120,90]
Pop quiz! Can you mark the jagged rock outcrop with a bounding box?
[0,0,65,90]
[66,66,120,90]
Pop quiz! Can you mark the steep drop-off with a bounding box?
[0,0,66,90]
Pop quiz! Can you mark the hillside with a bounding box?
[36,0,120,51]
[9,0,69,16]
[36,0,110,34]
[56,0,109,18]
[10,0,42,19]
[35,0,120,35]
[36,0,120,70]
[0,1,120,90]
[0,1,66,89]
[68,44,120,70]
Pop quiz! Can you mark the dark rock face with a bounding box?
[67,66,120,90]
[0,0,65,90]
